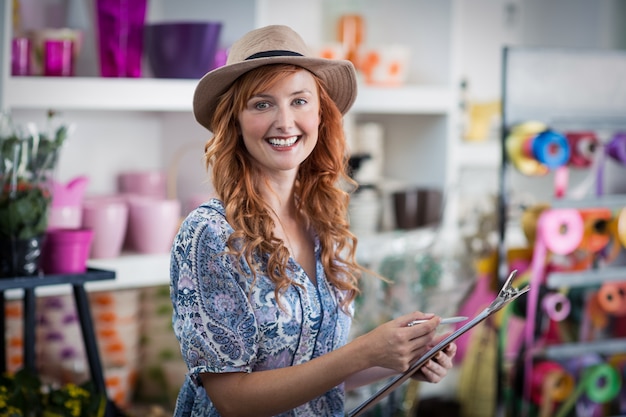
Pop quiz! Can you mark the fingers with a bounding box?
[420,354,450,382]
[420,360,445,383]
[443,342,457,359]
[418,343,457,383]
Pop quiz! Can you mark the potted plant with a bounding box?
[0,368,106,417]
[0,110,72,278]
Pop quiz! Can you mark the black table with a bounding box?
[0,268,119,415]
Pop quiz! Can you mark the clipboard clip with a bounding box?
[486,270,530,313]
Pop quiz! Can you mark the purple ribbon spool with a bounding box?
[606,132,626,165]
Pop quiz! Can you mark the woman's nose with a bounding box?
[274,105,295,129]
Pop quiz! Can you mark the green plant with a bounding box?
[0,368,106,417]
[0,110,71,240]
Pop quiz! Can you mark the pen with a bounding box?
[406,316,468,327]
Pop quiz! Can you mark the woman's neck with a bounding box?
[260,172,298,220]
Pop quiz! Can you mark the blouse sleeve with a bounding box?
[170,206,259,385]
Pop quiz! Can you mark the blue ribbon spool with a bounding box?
[532,130,571,169]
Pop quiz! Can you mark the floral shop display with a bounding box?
[0,110,72,278]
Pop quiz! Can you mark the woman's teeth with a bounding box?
[268,136,298,147]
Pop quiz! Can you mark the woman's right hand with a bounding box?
[353,312,441,373]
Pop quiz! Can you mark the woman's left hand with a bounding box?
[412,340,457,383]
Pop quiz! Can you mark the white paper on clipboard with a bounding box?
[347,270,529,417]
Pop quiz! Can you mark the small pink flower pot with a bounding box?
[41,228,94,274]
[117,170,167,199]
[126,196,181,254]
[82,195,129,259]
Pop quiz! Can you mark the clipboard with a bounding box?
[347,270,529,417]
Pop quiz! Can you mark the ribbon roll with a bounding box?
[531,361,575,405]
[587,290,610,329]
[566,131,599,168]
[524,130,571,169]
[505,121,550,176]
[537,209,584,255]
[524,208,584,404]
[584,363,622,403]
[579,208,613,254]
[597,282,626,316]
[606,131,626,165]
[521,204,550,246]
[616,207,626,248]
[542,292,571,322]
[556,363,622,417]
[593,209,626,266]
[608,354,626,413]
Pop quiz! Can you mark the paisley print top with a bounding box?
[170,199,353,416]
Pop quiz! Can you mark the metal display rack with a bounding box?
[497,46,626,417]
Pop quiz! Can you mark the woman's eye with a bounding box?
[254,101,270,110]
[294,98,307,105]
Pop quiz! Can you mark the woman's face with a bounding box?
[238,69,320,177]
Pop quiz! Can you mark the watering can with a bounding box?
[48,175,90,229]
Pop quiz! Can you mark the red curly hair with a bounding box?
[204,64,362,311]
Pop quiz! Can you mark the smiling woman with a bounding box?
[169,24,457,417]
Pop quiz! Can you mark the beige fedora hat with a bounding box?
[193,25,358,132]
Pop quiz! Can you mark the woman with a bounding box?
[170,25,456,417]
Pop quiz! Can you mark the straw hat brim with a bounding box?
[193,55,358,133]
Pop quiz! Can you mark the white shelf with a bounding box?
[351,85,454,114]
[547,266,626,289]
[86,252,171,290]
[456,140,501,168]
[5,77,197,112]
[5,76,453,115]
[542,338,626,360]
[4,253,170,299]
[550,194,626,209]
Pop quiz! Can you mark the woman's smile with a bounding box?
[267,135,300,148]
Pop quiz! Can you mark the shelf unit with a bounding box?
[498,46,626,417]
[3,1,620,295]
[0,0,464,296]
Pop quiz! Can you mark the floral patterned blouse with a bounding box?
[170,199,353,416]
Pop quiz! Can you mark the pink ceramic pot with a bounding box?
[82,196,129,259]
[117,170,167,199]
[126,196,181,254]
[41,228,94,274]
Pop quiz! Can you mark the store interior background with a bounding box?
[1,0,626,416]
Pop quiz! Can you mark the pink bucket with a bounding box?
[41,228,94,274]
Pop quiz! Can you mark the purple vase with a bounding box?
[96,0,147,77]
[145,21,222,79]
